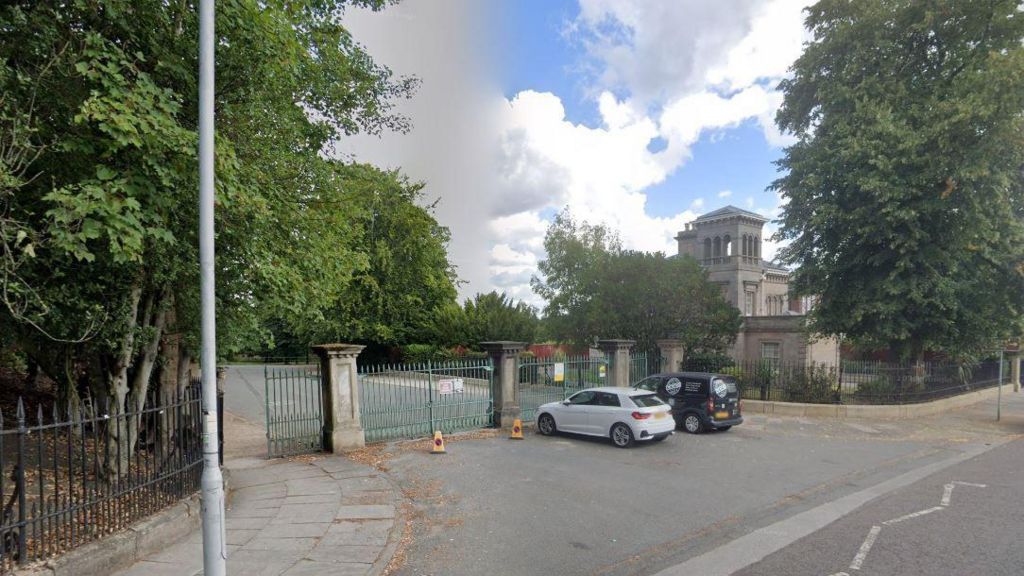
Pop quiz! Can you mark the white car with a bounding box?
[535,387,675,448]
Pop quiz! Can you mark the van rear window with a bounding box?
[630,394,665,407]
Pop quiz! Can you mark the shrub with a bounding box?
[682,351,734,372]
[780,363,838,404]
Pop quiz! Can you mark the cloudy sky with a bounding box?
[338,0,812,307]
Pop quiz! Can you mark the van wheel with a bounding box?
[610,423,634,448]
[683,414,703,434]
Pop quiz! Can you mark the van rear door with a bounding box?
[710,376,740,419]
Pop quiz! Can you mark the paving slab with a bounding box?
[112,432,402,576]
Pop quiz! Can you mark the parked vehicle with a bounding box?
[535,387,675,448]
[633,372,743,434]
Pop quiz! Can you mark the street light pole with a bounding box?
[198,0,227,574]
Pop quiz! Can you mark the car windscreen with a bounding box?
[630,394,665,408]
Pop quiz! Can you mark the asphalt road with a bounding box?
[218,364,1024,576]
[732,437,1024,576]
[380,391,1024,576]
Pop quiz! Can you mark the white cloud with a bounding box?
[340,0,812,309]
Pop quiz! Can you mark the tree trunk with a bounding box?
[101,285,142,480]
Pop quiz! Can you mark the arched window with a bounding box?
[713,236,722,258]
[742,235,748,256]
[753,236,760,258]
[703,237,712,259]
[723,234,732,256]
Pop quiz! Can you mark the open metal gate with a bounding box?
[358,359,495,443]
[517,355,609,422]
[264,364,323,458]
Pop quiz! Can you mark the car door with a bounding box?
[559,390,597,434]
[585,392,623,435]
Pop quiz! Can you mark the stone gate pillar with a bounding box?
[656,339,686,373]
[312,343,366,453]
[481,341,525,429]
[598,339,635,387]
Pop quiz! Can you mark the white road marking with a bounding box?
[941,483,954,506]
[650,443,1005,576]
[883,505,944,525]
[849,525,881,570]
[952,481,987,487]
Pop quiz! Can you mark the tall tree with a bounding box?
[773,0,1024,361]
[532,211,740,357]
[431,291,540,347]
[0,0,416,476]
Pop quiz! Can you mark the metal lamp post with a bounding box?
[198,0,227,573]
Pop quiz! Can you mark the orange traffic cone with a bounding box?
[431,430,446,454]
[510,419,524,440]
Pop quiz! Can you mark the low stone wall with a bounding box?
[15,469,232,576]
[15,495,200,576]
[743,384,1014,419]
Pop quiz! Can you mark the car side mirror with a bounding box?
[562,400,571,406]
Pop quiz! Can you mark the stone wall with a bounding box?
[732,315,839,366]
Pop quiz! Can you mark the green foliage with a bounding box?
[779,363,838,404]
[532,210,741,358]
[0,0,418,404]
[431,291,540,348]
[288,164,458,348]
[774,0,1024,361]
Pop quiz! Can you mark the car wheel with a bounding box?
[683,413,703,434]
[537,413,557,436]
[610,423,634,448]
[716,425,732,432]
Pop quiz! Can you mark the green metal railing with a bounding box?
[358,359,495,443]
[264,364,323,458]
[517,355,609,422]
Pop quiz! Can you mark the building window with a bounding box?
[713,236,722,258]
[703,237,712,259]
[761,342,781,363]
[724,234,732,256]
[744,291,754,316]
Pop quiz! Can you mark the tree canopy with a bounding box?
[531,211,741,357]
[773,0,1024,361]
[430,291,540,348]
[0,0,440,474]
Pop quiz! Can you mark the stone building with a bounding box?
[675,205,839,366]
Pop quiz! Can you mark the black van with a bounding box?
[633,372,743,434]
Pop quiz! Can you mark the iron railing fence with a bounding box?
[0,385,203,573]
[358,359,495,443]
[626,352,664,385]
[680,358,1006,405]
[517,355,609,421]
[265,364,323,458]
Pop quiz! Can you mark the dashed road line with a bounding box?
[831,480,987,574]
[849,525,881,570]
[882,506,943,526]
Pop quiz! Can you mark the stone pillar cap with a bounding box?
[480,341,527,352]
[596,339,636,350]
[655,338,685,346]
[311,343,366,358]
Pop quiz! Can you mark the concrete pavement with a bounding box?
[112,411,403,576]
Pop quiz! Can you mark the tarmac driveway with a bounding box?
[376,396,1023,576]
